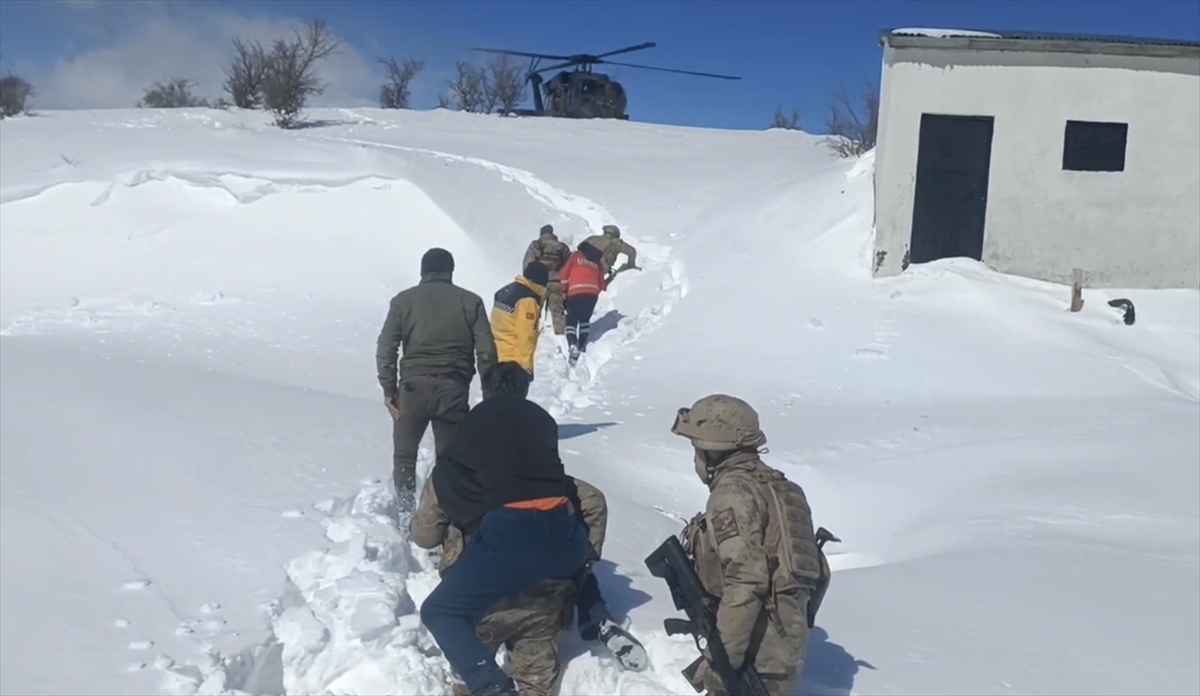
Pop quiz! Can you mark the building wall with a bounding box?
[873,46,1200,289]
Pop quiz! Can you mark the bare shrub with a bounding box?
[223,38,267,109]
[259,20,342,128]
[446,60,488,113]
[139,77,208,108]
[435,92,451,109]
[378,56,423,109]
[770,106,802,130]
[0,73,34,118]
[825,76,879,158]
[484,55,526,115]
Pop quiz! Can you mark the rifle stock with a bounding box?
[644,535,770,696]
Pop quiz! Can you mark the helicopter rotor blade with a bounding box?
[452,45,575,61]
[592,42,658,59]
[599,60,742,80]
[528,59,585,75]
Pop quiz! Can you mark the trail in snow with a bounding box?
[131,144,699,695]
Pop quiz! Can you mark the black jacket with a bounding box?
[431,395,568,529]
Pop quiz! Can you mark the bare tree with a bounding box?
[259,19,342,128]
[770,106,803,130]
[139,77,208,108]
[446,60,488,113]
[378,56,424,109]
[435,92,451,109]
[825,76,879,158]
[0,73,34,118]
[223,37,267,109]
[484,55,526,115]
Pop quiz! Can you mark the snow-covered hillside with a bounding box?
[1,107,1197,696]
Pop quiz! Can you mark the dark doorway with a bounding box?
[908,114,995,265]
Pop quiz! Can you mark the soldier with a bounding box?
[491,262,549,377]
[412,473,644,696]
[375,247,498,510]
[521,225,571,336]
[670,394,822,696]
[581,224,638,280]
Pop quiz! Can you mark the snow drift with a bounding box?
[1,107,1196,696]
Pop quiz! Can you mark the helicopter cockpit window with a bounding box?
[580,80,598,95]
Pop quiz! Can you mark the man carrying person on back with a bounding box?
[418,362,591,696]
[375,247,498,511]
[521,224,571,336]
[411,468,647,695]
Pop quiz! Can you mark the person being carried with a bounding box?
[418,362,591,696]
[581,224,639,283]
[491,262,549,378]
[375,247,498,510]
[412,471,646,696]
[559,241,606,367]
[521,225,571,337]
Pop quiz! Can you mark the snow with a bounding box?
[1,106,1197,696]
[889,28,1005,39]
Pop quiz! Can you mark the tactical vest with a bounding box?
[683,463,823,602]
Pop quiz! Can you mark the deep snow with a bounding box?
[1,106,1196,696]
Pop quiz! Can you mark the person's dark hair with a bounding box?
[484,362,532,400]
[522,261,549,287]
[421,247,455,275]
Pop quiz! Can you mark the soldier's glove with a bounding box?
[384,395,401,421]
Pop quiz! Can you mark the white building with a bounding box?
[871,28,1200,289]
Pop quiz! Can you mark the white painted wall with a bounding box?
[873,46,1200,289]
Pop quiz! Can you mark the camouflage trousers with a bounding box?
[448,580,574,696]
[544,281,566,336]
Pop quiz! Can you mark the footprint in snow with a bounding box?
[853,348,889,361]
[281,509,304,518]
[204,619,226,633]
[122,579,151,591]
[113,618,131,628]
[175,620,198,636]
[199,602,221,614]
[808,318,825,329]
[128,640,154,650]
[127,662,147,672]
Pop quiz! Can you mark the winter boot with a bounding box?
[581,618,648,672]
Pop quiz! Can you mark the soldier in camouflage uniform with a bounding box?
[411,474,610,696]
[671,394,822,696]
[521,225,571,336]
[581,224,638,279]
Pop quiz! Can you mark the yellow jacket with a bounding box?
[491,276,546,374]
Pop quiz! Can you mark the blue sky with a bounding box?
[1,0,1197,132]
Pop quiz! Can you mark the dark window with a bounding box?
[1062,120,1128,172]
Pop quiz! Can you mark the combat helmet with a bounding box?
[601,224,621,239]
[671,393,767,452]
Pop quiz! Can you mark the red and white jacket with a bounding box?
[560,250,606,299]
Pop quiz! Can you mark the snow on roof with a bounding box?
[884,27,1200,49]
[891,28,1002,39]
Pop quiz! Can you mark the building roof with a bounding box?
[881,27,1200,58]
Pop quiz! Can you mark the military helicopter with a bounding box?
[461,42,741,120]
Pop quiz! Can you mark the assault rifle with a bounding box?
[644,535,771,696]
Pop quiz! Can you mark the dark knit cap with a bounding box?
[421,247,455,275]
[523,261,550,287]
[539,224,554,235]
